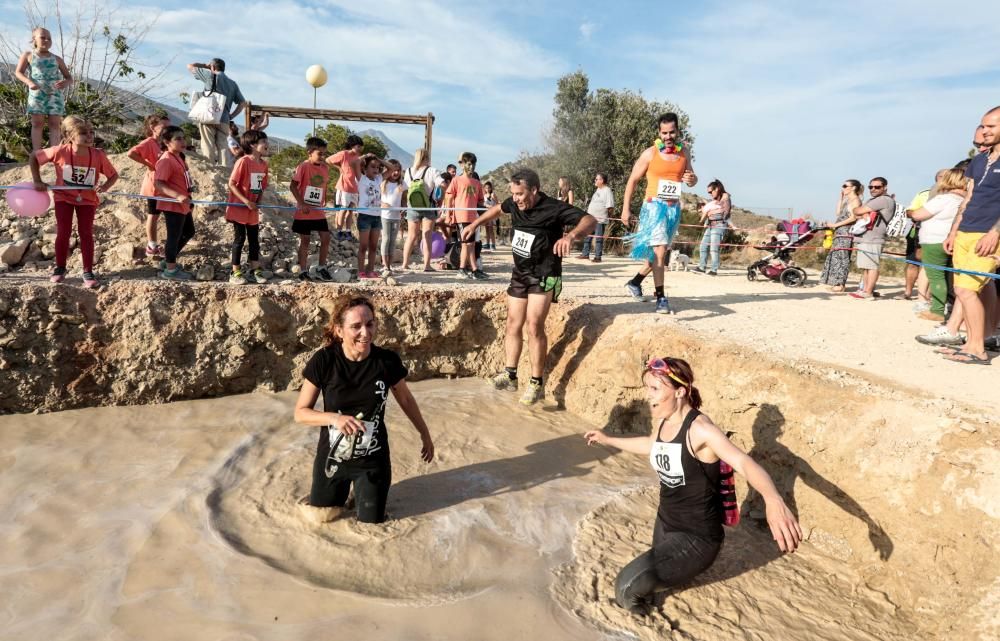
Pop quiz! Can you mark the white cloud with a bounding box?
[580,22,596,39]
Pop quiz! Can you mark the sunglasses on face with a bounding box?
[868,185,884,190]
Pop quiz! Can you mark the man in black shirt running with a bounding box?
[462,168,596,405]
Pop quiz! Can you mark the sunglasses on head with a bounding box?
[646,357,689,388]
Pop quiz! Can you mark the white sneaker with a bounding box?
[911,300,931,313]
[491,372,518,391]
[519,379,544,406]
[915,325,964,346]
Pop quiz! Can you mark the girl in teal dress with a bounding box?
[14,28,73,151]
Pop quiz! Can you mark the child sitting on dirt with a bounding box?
[290,137,333,281]
[225,130,270,284]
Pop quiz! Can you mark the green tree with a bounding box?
[485,71,699,256]
[311,123,388,158]
[548,70,695,217]
[268,144,308,185]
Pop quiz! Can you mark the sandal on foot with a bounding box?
[933,346,962,355]
[943,351,991,365]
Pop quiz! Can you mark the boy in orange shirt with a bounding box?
[444,152,486,279]
[291,137,334,281]
[326,134,364,241]
[226,130,270,284]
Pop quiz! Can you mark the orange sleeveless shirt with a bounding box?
[643,148,687,200]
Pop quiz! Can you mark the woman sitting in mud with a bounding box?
[584,357,801,614]
[294,296,435,523]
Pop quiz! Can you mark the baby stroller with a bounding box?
[746,220,822,287]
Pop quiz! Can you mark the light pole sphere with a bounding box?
[306,65,328,89]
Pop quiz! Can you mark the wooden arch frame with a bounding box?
[245,103,435,156]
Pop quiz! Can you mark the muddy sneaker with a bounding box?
[81,271,99,289]
[655,296,672,314]
[298,272,312,282]
[159,259,184,272]
[519,379,544,406]
[161,267,193,281]
[625,281,643,300]
[491,372,518,392]
[50,266,67,283]
[316,266,334,282]
[252,268,269,284]
[456,269,472,280]
[472,269,489,280]
[915,325,964,346]
[229,269,248,285]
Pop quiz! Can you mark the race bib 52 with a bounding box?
[63,165,95,187]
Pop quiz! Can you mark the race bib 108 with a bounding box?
[511,229,536,257]
[656,179,682,201]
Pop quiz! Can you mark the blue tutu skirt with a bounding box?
[626,199,681,262]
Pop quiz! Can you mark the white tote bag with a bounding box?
[188,75,226,124]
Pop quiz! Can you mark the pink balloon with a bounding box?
[5,181,51,218]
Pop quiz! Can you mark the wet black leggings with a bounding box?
[310,455,391,524]
[161,211,195,264]
[231,222,260,266]
[615,529,721,613]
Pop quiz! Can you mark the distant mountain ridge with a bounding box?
[356,129,414,167]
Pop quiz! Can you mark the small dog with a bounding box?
[669,252,691,272]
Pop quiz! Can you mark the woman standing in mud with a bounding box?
[294,296,434,523]
[584,357,801,614]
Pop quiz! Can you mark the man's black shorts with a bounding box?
[508,267,562,302]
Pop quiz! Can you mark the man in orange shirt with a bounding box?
[622,113,698,314]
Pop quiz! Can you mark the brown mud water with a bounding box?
[0,282,997,640]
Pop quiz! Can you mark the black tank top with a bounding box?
[649,409,724,542]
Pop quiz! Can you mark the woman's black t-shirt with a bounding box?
[303,343,408,463]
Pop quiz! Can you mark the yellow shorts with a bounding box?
[952,231,999,292]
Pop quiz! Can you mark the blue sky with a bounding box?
[3,0,999,218]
